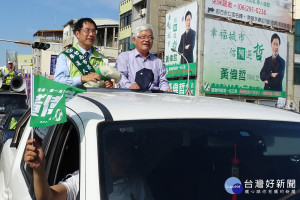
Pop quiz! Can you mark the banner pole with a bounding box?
[30,68,34,140]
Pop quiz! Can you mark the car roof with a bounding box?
[0,92,27,96]
[66,89,300,123]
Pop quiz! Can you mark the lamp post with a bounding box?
[171,48,191,95]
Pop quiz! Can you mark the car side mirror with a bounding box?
[0,125,3,130]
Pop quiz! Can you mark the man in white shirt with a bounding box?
[24,138,153,200]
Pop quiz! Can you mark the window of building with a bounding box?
[119,37,130,52]
[120,11,132,28]
[294,64,300,85]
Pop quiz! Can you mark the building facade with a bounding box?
[31,30,63,77]
[119,0,133,52]
[17,54,32,76]
[118,0,192,54]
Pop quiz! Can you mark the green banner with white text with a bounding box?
[169,79,195,96]
[30,75,85,127]
[203,18,287,98]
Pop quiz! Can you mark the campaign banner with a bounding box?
[205,0,292,30]
[203,18,287,98]
[50,55,58,75]
[169,79,196,96]
[165,1,198,78]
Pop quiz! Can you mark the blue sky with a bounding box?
[0,0,123,66]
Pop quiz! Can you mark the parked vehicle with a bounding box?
[0,92,28,121]
[0,89,300,200]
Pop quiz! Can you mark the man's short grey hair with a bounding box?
[133,24,154,38]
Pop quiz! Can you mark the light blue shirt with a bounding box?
[116,49,170,91]
[54,44,92,87]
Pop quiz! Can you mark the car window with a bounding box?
[98,119,300,200]
[10,109,30,148]
[45,120,80,186]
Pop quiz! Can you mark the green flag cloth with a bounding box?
[129,43,136,50]
[30,75,85,127]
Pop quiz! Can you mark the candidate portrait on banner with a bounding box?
[178,10,196,64]
[260,33,286,91]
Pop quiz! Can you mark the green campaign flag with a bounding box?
[30,75,85,127]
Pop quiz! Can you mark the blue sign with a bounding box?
[50,55,58,75]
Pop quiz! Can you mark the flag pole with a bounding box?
[30,67,34,140]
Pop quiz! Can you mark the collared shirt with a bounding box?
[116,49,170,91]
[54,44,93,87]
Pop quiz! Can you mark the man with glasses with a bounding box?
[116,24,172,92]
[54,18,113,88]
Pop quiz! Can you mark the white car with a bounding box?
[1,89,300,200]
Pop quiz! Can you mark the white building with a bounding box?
[31,30,63,78]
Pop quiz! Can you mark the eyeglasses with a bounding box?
[137,36,154,40]
[81,28,98,34]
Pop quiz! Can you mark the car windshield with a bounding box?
[0,94,27,112]
[98,119,300,200]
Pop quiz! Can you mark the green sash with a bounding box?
[62,47,95,75]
